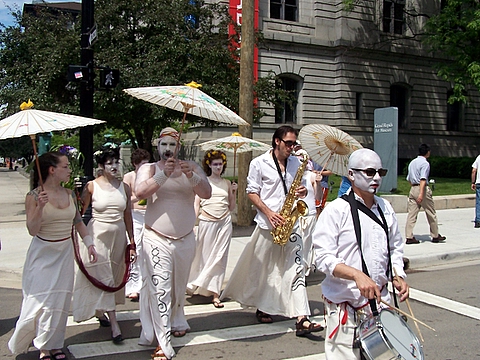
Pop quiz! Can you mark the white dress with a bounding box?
[72,181,127,322]
[187,178,232,296]
[9,195,76,354]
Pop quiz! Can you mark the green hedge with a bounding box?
[401,156,474,179]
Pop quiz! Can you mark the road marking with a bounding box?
[67,315,323,359]
[410,288,480,320]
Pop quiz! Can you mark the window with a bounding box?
[446,90,461,131]
[275,76,299,124]
[356,92,363,120]
[270,0,297,22]
[383,0,405,34]
[390,84,409,128]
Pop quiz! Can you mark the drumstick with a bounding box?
[393,268,425,342]
[378,298,436,332]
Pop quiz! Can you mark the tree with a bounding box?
[424,0,480,103]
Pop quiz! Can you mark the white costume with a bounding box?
[298,170,317,276]
[125,208,145,296]
[138,164,198,360]
[220,151,310,318]
[9,196,77,353]
[313,189,405,359]
[73,181,127,322]
[187,178,232,296]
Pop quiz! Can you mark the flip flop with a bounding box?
[172,330,186,337]
[51,351,67,360]
[212,299,224,308]
[256,309,273,323]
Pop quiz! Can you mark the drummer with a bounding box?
[312,148,409,359]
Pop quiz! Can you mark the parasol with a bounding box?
[298,124,363,176]
[197,132,271,178]
[0,100,106,187]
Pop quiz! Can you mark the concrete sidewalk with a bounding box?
[1,168,479,290]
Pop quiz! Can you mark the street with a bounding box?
[1,260,479,359]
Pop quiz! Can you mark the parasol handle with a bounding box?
[30,135,44,190]
[319,151,334,177]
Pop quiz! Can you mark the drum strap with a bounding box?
[342,191,399,313]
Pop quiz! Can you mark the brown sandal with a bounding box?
[255,309,273,323]
[151,346,169,360]
[295,318,324,337]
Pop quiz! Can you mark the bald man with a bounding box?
[312,148,409,360]
[135,127,211,360]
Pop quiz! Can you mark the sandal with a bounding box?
[127,293,139,302]
[255,309,273,323]
[51,351,67,360]
[97,315,110,327]
[212,299,224,308]
[151,346,170,360]
[172,330,186,337]
[40,356,52,360]
[295,318,324,337]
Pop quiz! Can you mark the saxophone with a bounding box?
[271,153,309,246]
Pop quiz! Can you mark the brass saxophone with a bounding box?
[271,153,309,246]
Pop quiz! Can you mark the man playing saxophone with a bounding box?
[221,125,323,337]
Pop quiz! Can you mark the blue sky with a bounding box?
[1,0,79,28]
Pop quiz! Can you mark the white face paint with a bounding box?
[349,149,383,194]
[209,159,224,176]
[103,158,119,175]
[157,136,178,160]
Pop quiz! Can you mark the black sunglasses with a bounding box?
[352,168,388,177]
[280,139,298,147]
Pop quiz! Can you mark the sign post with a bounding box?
[374,107,398,193]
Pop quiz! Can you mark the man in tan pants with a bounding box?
[405,144,446,244]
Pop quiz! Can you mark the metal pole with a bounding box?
[237,0,254,226]
[79,0,94,179]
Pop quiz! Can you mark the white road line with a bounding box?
[409,288,480,320]
[67,315,323,359]
[66,301,244,327]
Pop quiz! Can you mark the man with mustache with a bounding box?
[312,148,409,359]
[134,127,211,360]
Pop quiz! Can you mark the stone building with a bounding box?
[186,0,480,175]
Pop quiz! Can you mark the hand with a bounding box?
[129,248,137,264]
[163,157,176,177]
[268,210,285,228]
[314,171,323,183]
[294,185,307,198]
[37,190,49,208]
[179,160,193,178]
[472,183,476,191]
[353,270,382,300]
[416,195,423,204]
[393,277,410,302]
[88,245,98,263]
[231,181,238,192]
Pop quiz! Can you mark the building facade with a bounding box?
[188,0,480,173]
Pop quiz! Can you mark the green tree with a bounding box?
[424,0,480,103]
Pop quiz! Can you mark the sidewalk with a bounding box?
[1,168,479,290]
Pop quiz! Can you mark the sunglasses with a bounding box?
[280,139,298,147]
[352,168,388,177]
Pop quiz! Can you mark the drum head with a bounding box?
[380,309,424,360]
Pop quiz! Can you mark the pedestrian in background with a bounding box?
[123,148,151,301]
[187,149,237,308]
[405,144,446,244]
[9,152,97,360]
[73,147,136,344]
[471,154,480,228]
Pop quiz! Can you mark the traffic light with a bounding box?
[99,68,120,88]
[67,65,89,82]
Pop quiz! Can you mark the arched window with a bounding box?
[275,76,299,124]
[390,84,409,129]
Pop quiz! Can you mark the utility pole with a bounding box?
[79,0,95,179]
[237,0,254,226]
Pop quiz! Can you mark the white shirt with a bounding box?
[406,155,430,185]
[246,150,304,230]
[472,155,480,184]
[312,189,405,308]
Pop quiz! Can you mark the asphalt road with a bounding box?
[1,261,480,359]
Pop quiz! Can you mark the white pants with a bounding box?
[138,228,196,359]
[125,209,145,296]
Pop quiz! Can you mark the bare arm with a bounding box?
[181,161,211,199]
[135,163,158,200]
[25,189,47,236]
[81,181,94,216]
[472,168,477,191]
[123,183,136,262]
[194,195,201,218]
[228,180,238,212]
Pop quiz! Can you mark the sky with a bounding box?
[1,0,79,28]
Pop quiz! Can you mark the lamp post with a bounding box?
[79,0,95,179]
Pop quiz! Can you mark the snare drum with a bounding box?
[357,309,424,360]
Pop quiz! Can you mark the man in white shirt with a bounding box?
[312,148,409,360]
[405,144,446,244]
[471,154,480,228]
[221,125,323,337]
